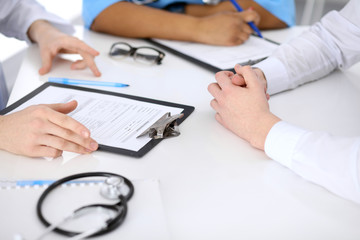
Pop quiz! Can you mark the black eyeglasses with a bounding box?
[109,42,165,65]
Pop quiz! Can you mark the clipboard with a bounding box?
[146,35,279,73]
[0,82,195,158]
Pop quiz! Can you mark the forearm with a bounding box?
[91,2,200,41]
[185,0,287,29]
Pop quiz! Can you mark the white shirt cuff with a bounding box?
[254,57,289,95]
[264,121,307,168]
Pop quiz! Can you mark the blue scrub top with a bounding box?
[82,0,295,29]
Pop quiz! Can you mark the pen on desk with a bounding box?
[229,0,263,38]
[0,179,102,187]
[48,77,129,88]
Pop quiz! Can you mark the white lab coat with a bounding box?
[255,0,360,204]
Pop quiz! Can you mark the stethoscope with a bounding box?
[35,172,134,240]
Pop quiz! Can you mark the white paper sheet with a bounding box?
[153,36,278,69]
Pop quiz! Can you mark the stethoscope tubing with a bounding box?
[36,172,134,238]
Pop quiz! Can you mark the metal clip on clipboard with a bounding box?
[137,112,184,139]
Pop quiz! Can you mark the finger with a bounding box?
[215,113,226,128]
[215,71,234,89]
[29,146,63,158]
[37,134,97,154]
[208,82,222,99]
[70,57,101,77]
[76,41,100,57]
[231,74,246,86]
[44,102,92,139]
[77,50,101,77]
[239,21,253,35]
[55,37,101,76]
[238,32,251,43]
[210,98,220,112]
[220,71,235,78]
[38,50,54,75]
[45,100,78,114]
[42,120,98,152]
[61,37,100,57]
[248,8,261,26]
[71,60,87,70]
[234,64,261,88]
[241,9,260,25]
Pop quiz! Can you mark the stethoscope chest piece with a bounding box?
[101,176,130,200]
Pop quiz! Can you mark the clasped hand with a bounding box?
[208,64,280,150]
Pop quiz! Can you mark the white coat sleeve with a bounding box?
[0,0,74,43]
[265,121,360,204]
[255,0,360,95]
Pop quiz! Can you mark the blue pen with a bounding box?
[229,0,263,38]
[48,77,129,88]
[16,180,55,187]
[0,179,102,187]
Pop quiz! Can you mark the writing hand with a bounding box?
[196,10,260,46]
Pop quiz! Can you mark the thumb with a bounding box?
[231,73,246,86]
[46,100,78,114]
[241,8,260,25]
[234,64,263,90]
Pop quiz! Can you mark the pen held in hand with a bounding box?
[48,77,129,88]
[229,0,263,38]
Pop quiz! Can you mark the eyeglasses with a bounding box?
[109,42,165,65]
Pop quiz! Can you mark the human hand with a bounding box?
[231,64,269,100]
[208,65,280,149]
[28,20,101,76]
[196,10,260,46]
[186,1,287,30]
[0,101,98,158]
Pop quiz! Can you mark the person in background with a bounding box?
[82,0,295,46]
[208,0,360,204]
[0,0,100,157]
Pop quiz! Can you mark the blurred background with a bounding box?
[0,0,349,97]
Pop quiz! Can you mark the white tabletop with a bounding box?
[2,26,360,240]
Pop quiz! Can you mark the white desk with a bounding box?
[2,26,360,239]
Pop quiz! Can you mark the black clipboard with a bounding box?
[0,82,195,158]
[146,36,280,73]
